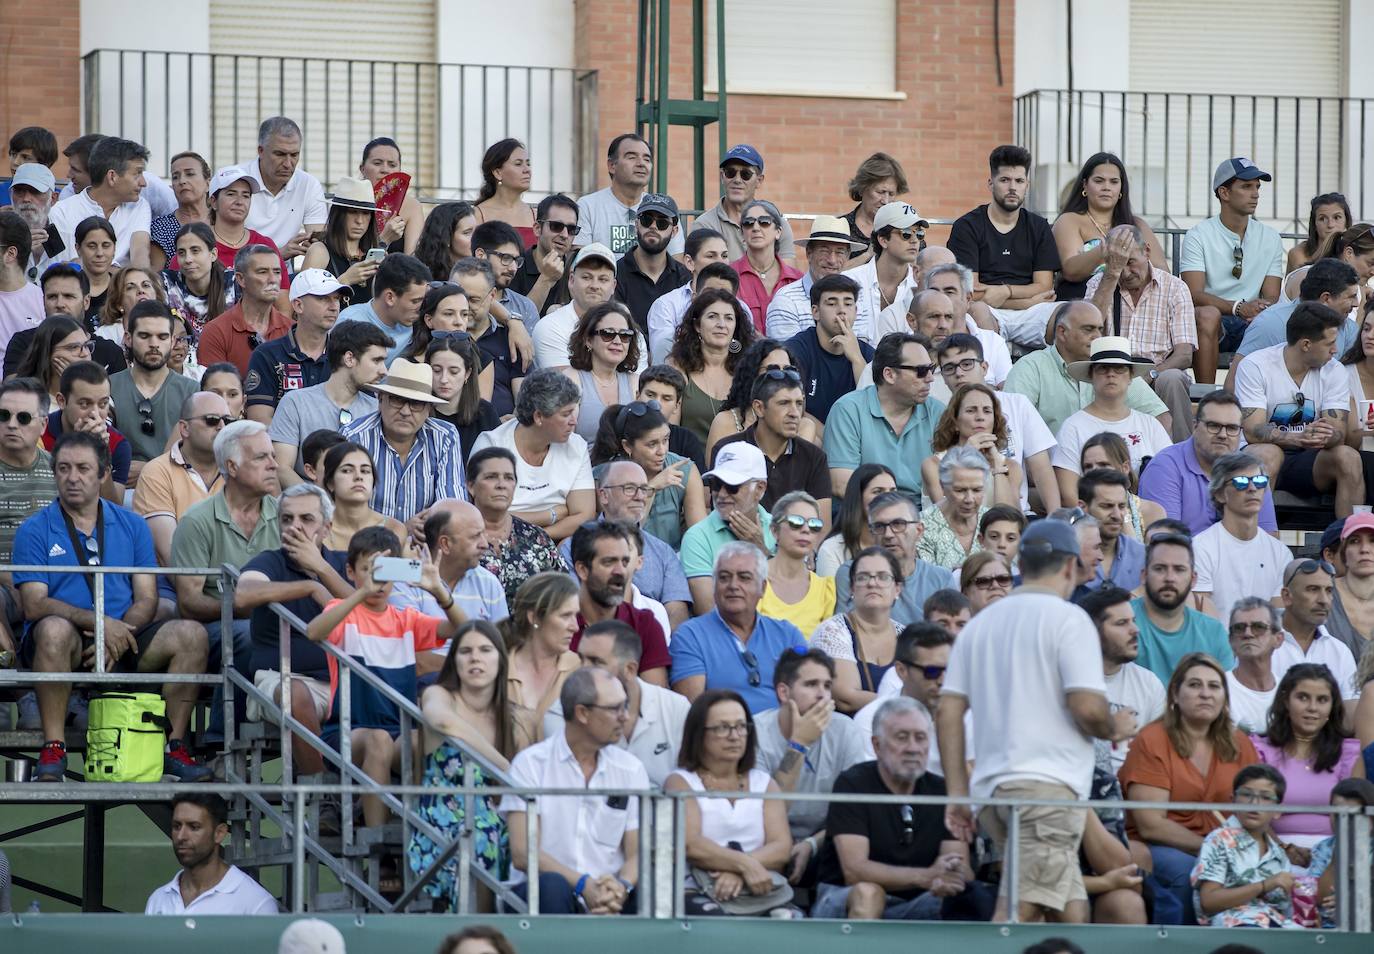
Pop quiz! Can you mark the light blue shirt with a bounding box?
[833,558,957,627]
[1237,298,1358,357]
[338,302,413,362]
[822,387,943,498]
[679,506,776,579]
[1089,533,1147,592]
[668,609,807,714]
[391,566,508,653]
[1179,215,1284,300]
[1130,596,1234,685]
[500,288,540,336]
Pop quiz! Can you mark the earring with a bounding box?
[1081,190,1087,197]
[728,339,742,354]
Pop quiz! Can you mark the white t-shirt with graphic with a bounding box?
[1052,407,1172,475]
[1233,342,1350,436]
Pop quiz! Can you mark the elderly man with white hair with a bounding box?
[171,419,281,704]
[7,162,64,280]
[670,541,807,714]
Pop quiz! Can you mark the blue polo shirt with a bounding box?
[245,327,331,410]
[669,609,807,713]
[12,499,157,621]
[822,386,943,498]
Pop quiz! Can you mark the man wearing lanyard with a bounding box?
[13,431,212,782]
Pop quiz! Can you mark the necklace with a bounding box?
[214,224,248,248]
[1087,213,1113,240]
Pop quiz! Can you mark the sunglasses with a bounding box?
[779,515,824,532]
[637,212,675,231]
[594,328,636,343]
[1229,621,1274,635]
[194,414,233,428]
[538,219,582,236]
[247,332,262,351]
[137,398,155,436]
[338,408,354,427]
[899,804,915,846]
[740,215,775,229]
[722,166,756,181]
[970,573,1013,590]
[0,409,35,426]
[431,329,473,343]
[893,228,923,241]
[615,399,660,432]
[1284,558,1336,586]
[760,367,801,383]
[740,648,761,687]
[708,478,749,495]
[893,363,937,378]
[1229,474,1270,491]
[80,534,100,567]
[1231,245,1244,279]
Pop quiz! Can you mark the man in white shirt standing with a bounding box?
[145,793,278,915]
[939,519,1135,924]
[503,667,648,913]
[544,619,689,787]
[1077,585,1164,772]
[1224,597,1282,733]
[1272,558,1359,700]
[47,136,151,268]
[241,116,327,259]
[1234,300,1364,517]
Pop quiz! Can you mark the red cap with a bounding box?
[1340,512,1374,540]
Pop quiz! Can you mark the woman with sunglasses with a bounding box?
[166,309,201,382]
[758,492,834,639]
[921,383,1019,512]
[664,689,793,916]
[1118,652,1260,925]
[810,546,905,713]
[1080,432,1165,540]
[731,199,801,334]
[319,440,408,552]
[74,215,117,327]
[703,338,817,458]
[472,138,537,251]
[815,464,897,578]
[590,400,707,551]
[428,337,499,468]
[959,551,1012,616]
[558,301,640,443]
[666,287,756,445]
[12,316,94,405]
[96,264,166,342]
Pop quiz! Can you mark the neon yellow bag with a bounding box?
[85,692,170,782]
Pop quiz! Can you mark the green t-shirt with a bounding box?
[1131,596,1234,685]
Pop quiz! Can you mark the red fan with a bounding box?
[373,171,411,234]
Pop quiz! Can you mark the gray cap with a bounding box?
[1019,519,1081,559]
[1211,157,1271,193]
[638,193,679,219]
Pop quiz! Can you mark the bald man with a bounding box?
[393,498,508,672]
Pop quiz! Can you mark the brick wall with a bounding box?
[575,0,1016,245]
[0,9,82,177]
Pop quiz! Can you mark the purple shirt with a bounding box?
[1138,436,1277,535]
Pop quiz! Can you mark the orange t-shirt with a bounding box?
[1118,720,1260,839]
[198,302,293,378]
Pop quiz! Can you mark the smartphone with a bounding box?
[364,247,387,264]
[372,556,422,584]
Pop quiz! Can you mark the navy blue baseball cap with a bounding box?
[1020,518,1081,559]
[1211,157,1271,193]
[721,144,764,172]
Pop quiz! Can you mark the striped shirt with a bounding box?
[1084,267,1197,364]
[341,412,466,522]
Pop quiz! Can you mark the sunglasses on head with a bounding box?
[1284,558,1336,587]
[594,328,636,343]
[0,409,35,426]
[722,166,756,181]
[538,219,582,236]
[779,514,824,532]
[760,367,801,383]
[740,215,775,229]
[615,399,660,431]
[637,212,675,231]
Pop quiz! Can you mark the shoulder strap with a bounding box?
[1111,286,1124,337]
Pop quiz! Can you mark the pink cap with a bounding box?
[1340,512,1374,540]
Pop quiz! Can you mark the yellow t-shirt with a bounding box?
[758,573,836,640]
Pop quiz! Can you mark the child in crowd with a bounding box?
[1311,777,1374,927]
[1190,763,1299,929]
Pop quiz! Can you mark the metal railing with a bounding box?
[1015,89,1374,231]
[80,49,599,202]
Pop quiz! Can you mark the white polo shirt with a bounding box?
[144,865,278,914]
[241,160,328,249]
[842,258,918,345]
[543,677,690,787]
[48,188,151,267]
[500,730,650,881]
[1271,626,1360,699]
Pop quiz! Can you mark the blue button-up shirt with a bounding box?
[1090,533,1147,592]
[341,412,465,522]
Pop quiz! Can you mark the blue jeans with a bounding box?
[204,618,252,741]
[510,873,638,915]
[811,881,995,921]
[1219,313,1247,353]
[1147,844,1198,925]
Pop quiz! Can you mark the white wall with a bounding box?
[82,1,213,174]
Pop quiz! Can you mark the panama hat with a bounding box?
[796,215,868,252]
[1066,335,1155,384]
[327,176,378,212]
[369,358,445,405]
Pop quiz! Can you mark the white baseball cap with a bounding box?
[278,919,346,954]
[572,242,617,270]
[704,442,769,486]
[209,164,263,196]
[11,163,55,194]
[873,201,929,233]
[289,268,351,302]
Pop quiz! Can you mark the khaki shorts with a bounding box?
[249,669,332,724]
[978,780,1088,912]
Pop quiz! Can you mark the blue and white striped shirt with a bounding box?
[341,413,466,522]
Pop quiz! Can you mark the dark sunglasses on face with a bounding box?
[722,166,756,181]
[0,409,34,426]
[637,212,675,231]
[740,215,775,229]
[971,573,1012,590]
[894,228,922,241]
[594,328,636,343]
[193,414,233,428]
[780,515,824,532]
[894,363,937,378]
[538,219,582,236]
[898,657,946,680]
[1229,621,1274,635]
[709,478,747,495]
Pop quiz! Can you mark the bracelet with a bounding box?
[1232,298,1243,317]
[438,593,454,611]
[787,740,810,755]
[804,835,820,855]
[550,508,558,525]
[575,873,589,897]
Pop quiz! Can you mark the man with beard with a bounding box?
[473,220,541,334]
[614,193,690,337]
[7,163,64,281]
[568,520,670,687]
[145,794,277,914]
[1078,585,1164,773]
[1130,531,1233,684]
[948,145,1062,350]
[511,193,579,313]
[109,301,197,484]
[1139,390,1279,535]
[0,210,44,363]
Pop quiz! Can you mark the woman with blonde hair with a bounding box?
[759,491,835,638]
[498,571,581,736]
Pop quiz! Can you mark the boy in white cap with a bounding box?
[279,919,346,954]
[842,201,926,343]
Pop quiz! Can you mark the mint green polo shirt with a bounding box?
[679,505,776,579]
[171,492,281,598]
[1003,346,1167,436]
[822,387,944,497]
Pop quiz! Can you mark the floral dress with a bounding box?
[1189,816,1299,928]
[406,741,508,910]
[916,504,986,570]
[479,517,570,605]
